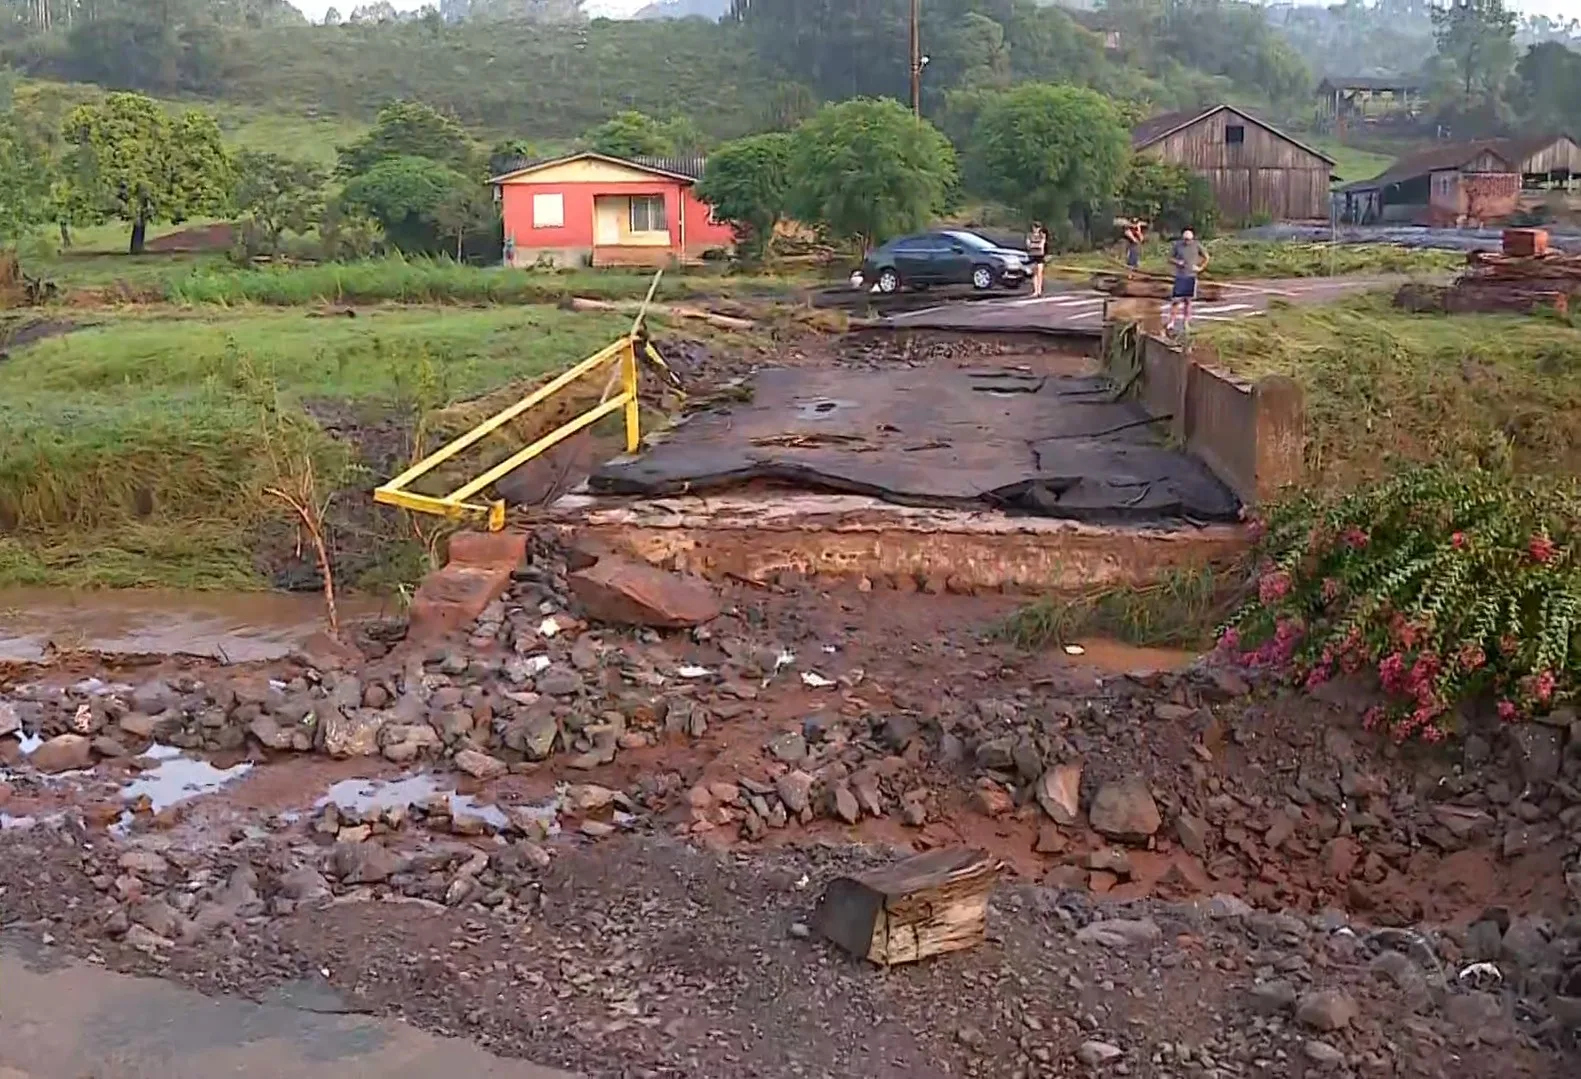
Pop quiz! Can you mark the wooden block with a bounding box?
[1502,228,1549,258]
[813,848,999,966]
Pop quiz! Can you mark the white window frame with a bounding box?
[531,192,564,229]
[629,195,668,235]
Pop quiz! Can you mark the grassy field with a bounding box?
[1305,135,1397,187]
[0,306,634,591]
[1198,294,1581,488]
[1055,238,1461,280]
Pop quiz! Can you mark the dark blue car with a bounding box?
[854,230,1030,294]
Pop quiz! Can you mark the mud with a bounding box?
[0,587,392,663]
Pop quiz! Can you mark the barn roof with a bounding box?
[1337,140,1519,193]
[1130,104,1336,166]
[1317,75,1424,93]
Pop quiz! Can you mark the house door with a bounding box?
[594,197,622,246]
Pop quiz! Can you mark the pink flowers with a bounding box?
[1321,577,1342,603]
[1529,532,1556,565]
[1258,570,1292,605]
[1341,527,1370,550]
[1455,643,1486,671]
[1451,532,1466,550]
[1216,627,1241,653]
[1497,699,1518,722]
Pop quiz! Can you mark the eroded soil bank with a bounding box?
[2,533,1579,1078]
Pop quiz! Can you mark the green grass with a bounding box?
[1054,238,1461,281]
[0,306,633,591]
[1306,135,1397,187]
[1000,568,1238,652]
[161,257,814,307]
[1198,294,1581,488]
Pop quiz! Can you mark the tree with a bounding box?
[487,137,535,177]
[786,97,957,249]
[1117,155,1216,237]
[971,83,1129,241]
[60,93,232,254]
[1431,0,1517,102]
[336,99,475,177]
[340,154,477,253]
[583,110,705,159]
[234,150,328,255]
[1511,42,1581,135]
[694,131,792,260]
[0,115,53,252]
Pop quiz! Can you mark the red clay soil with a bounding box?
[144,222,237,253]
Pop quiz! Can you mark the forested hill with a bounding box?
[0,0,1576,144]
[0,0,1315,141]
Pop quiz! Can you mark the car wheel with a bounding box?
[877,268,901,294]
[971,265,995,291]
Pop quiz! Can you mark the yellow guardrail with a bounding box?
[375,273,672,531]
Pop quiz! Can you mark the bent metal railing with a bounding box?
[374,274,664,532]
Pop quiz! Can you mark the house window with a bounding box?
[630,195,667,234]
[1225,125,1245,145]
[531,193,564,229]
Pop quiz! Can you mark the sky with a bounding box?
[287,0,1577,28]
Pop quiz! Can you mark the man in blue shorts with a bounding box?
[1168,227,1209,336]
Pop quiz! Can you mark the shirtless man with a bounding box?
[1123,219,1146,272]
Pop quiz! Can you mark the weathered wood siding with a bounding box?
[1144,111,1331,223]
[1517,137,1581,175]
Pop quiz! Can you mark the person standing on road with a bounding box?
[1168,227,1208,336]
[1123,219,1146,272]
[1026,221,1049,297]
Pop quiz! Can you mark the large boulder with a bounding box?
[569,556,720,629]
[321,708,388,758]
[29,733,93,774]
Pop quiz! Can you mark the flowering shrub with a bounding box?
[1223,467,1581,742]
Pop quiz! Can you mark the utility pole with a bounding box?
[910,0,922,119]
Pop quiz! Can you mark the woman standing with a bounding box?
[1026,221,1049,297]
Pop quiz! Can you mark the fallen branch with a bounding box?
[568,296,755,331]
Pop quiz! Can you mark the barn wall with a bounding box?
[1518,138,1581,175]
[1143,110,1332,223]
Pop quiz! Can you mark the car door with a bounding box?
[936,234,976,284]
[888,236,929,282]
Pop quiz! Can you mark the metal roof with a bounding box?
[488,150,706,186]
[1336,140,1520,193]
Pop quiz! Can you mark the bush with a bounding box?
[1224,466,1581,742]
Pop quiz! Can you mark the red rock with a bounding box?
[1088,870,1118,894]
[1034,822,1068,854]
[1323,837,1361,880]
[28,733,92,774]
[1034,762,1083,825]
[569,556,720,628]
[971,783,1014,818]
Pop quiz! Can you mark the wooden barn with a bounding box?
[1131,104,1337,224]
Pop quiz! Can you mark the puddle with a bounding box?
[0,588,390,663]
[1069,639,1201,675]
[317,774,560,835]
[120,743,254,812]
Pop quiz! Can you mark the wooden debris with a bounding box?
[813,848,999,966]
[568,296,755,331]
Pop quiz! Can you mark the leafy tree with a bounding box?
[786,97,957,249]
[487,137,535,176]
[234,150,328,255]
[0,114,53,251]
[60,92,232,254]
[1431,0,1517,102]
[340,154,476,253]
[1117,155,1216,237]
[694,131,791,260]
[583,110,706,158]
[971,83,1129,241]
[336,99,475,177]
[1511,41,1581,135]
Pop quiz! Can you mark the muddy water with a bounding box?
[1063,638,1200,674]
[0,588,392,663]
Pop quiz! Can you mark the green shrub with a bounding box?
[1225,467,1581,742]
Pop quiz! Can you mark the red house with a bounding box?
[490,151,736,268]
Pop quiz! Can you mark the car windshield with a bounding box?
[941,231,997,251]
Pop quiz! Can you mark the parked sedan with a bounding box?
[852,230,1030,294]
